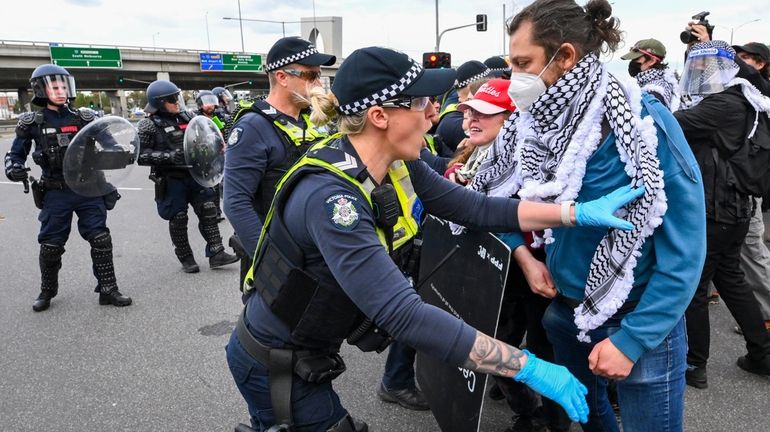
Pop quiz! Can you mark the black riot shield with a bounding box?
[63,116,139,197]
[416,216,511,432]
[183,116,225,188]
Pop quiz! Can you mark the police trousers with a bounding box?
[38,188,108,245]
[226,329,349,432]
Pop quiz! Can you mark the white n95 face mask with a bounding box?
[507,51,559,112]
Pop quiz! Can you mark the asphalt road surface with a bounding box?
[1,133,768,431]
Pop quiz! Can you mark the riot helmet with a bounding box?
[196,90,218,115]
[680,41,739,97]
[30,64,77,107]
[212,86,235,113]
[145,80,182,114]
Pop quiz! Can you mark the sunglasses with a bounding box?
[380,96,431,112]
[281,69,322,82]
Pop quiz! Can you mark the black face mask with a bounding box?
[628,60,643,78]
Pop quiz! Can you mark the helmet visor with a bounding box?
[680,47,739,96]
[35,74,77,101]
[218,89,235,112]
[198,94,219,107]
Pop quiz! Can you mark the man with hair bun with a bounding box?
[468,0,706,430]
[225,43,651,431]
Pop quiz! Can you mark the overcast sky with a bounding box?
[3,0,769,78]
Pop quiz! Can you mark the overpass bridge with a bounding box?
[0,39,339,117]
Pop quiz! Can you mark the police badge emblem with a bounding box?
[325,193,360,230]
[227,127,242,146]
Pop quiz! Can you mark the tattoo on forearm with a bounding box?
[462,331,525,378]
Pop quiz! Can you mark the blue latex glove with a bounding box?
[513,350,589,423]
[575,185,645,231]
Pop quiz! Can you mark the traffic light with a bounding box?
[89,101,95,109]
[476,14,487,32]
[247,80,253,85]
[117,76,125,84]
[423,52,451,69]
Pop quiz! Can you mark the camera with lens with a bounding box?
[680,11,715,44]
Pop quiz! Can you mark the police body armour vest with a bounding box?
[231,100,328,219]
[29,108,91,174]
[244,135,420,348]
[150,111,194,152]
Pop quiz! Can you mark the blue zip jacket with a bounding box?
[500,93,706,362]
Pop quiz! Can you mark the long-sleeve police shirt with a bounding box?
[246,139,522,366]
[223,111,288,258]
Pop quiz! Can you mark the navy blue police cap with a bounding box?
[265,36,336,72]
[455,60,491,89]
[332,47,457,115]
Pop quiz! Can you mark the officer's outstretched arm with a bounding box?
[463,331,588,424]
[517,185,644,232]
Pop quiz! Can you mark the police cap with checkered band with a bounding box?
[332,47,457,115]
[264,36,336,72]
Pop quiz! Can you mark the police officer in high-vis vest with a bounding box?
[137,80,239,273]
[4,64,131,311]
[225,46,647,432]
[223,36,335,288]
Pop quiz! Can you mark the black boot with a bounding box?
[181,255,200,273]
[196,201,239,268]
[34,243,64,312]
[90,232,132,307]
[170,212,197,272]
[32,290,56,312]
[98,290,133,306]
[209,249,239,268]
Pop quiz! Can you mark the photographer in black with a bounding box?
[674,39,770,389]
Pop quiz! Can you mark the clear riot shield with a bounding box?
[184,115,225,188]
[63,116,139,197]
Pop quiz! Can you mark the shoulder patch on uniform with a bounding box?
[78,107,95,122]
[325,193,361,231]
[17,112,35,128]
[228,127,243,147]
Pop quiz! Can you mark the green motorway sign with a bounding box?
[50,46,123,68]
[222,54,263,71]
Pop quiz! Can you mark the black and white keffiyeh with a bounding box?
[469,53,667,342]
[636,68,681,111]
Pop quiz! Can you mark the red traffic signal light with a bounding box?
[423,52,451,69]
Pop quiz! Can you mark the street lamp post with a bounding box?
[151,32,160,49]
[237,0,245,52]
[730,18,761,44]
[205,12,211,51]
[223,17,336,40]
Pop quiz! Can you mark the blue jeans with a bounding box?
[225,331,349,432]
[542,298,686,432]
[382,340,417,390]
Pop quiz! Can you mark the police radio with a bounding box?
[371,183,400,253]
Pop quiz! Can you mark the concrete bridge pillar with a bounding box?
[107,90,128,118]
[17,88,32,112]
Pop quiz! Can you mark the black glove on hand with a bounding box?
[5,161,28,182]
[172,149,186,165]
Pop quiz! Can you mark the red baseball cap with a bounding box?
[457,78,516,114]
